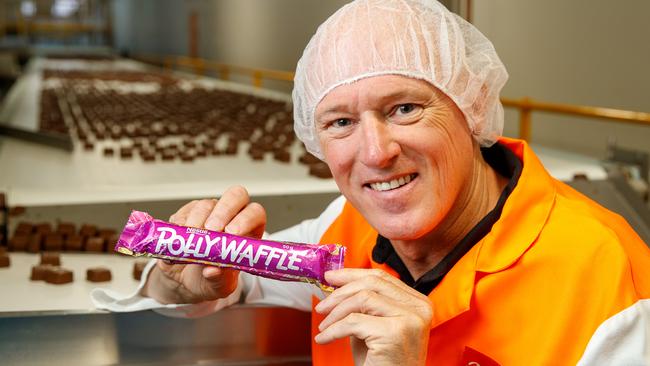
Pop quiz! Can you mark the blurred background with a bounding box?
[0,1,648,365]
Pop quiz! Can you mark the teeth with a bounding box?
[369,174,415,192]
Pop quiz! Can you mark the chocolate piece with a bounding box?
[98,229,117,241]
[30,264,56,281]
[224,143,238,155]
[9,235,28,251]
[14,222,33,235]
[64,234,83,251]
[180,152,195,162]
[79,224,97,237]
[34,223,52,236]
[85,237,105,252]
[44,233,64,251]
[161,151,175,161]
[9,206,26,217]
[56,222,76,238]
[45,268,73,284]
[86,267,112,282]
[309,162,333,179]
[133,260,147,280]
[83,141,94,150]
[120,147,134,159]
[40,252,61,266]
[299,152,321,165]
[0,254,9,267]
[27,233,42,253]
[273,149,291,163]
[248,147,265,161]
[103,147,114,157]
[142,153,156,162]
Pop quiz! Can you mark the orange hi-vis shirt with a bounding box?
[311,138,650,365]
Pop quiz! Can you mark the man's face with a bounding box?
[315,75,476,241]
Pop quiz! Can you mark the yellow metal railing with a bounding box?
[501,97,650,142]
[133,54,650,141]
[136,54,294,88]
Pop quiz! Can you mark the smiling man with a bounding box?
[95,0,650,365]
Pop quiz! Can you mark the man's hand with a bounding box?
[314,268,433,366]
[141,185,267,304]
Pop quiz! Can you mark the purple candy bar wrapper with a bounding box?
[116,211,345,291]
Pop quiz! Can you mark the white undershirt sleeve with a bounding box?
[577,299,650,365]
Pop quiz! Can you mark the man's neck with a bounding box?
[391,145,510,280]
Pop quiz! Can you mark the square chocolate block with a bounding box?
[86,267,112,282]
[309,162,333,179]
[273,149,291,163]
[8,235,28,251]
[40,252,61,266]
[64,234,83,251]
[85,237,105,252]
[98,229,117,241]
[0,254,9,267]
[30,264,56,281]
[34,223,52,236]
[133,260,148,281]
[27,233,43,253]
[14,222,33,236]
[56,222,76,238]
[120,147,134,159]
[79,224,97,237]
[44,233,64,251]
[45,268,73,284]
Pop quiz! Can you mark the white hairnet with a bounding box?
[293,0,508,160]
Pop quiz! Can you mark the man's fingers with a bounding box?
[318,289,404,331]
[317,270,422,314]
[205,185,250,232]
[314,312,379,345]
[202,266,222,279]
[184,199,217,228]
[169,200,199,225]
[325,268,405,288]
[226,202,267,237]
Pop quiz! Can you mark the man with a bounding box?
[95,1,650,364]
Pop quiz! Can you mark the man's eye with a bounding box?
[397,104,416,114]
[332,118,352,127]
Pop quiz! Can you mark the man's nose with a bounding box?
[359,115,400,168]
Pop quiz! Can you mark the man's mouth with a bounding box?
[366,173,417,192]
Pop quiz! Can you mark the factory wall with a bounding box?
[473,0,650,158]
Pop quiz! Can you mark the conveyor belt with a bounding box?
[0,308,312,365]
[568,177,650,245]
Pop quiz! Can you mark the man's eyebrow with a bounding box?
[317,89,425,117]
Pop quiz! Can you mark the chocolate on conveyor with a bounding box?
[85,237,105,252]
[117,211,346,291]
[0,253,9,267]
[30,264,56,280]
[133,260,147,280]
[45,268,73,284]
[40,252,61,266]
[64,234,83,251]
[86,267,112,282]
[44,233,64,251]
[9,235,28,251]
[27,234,42,253]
